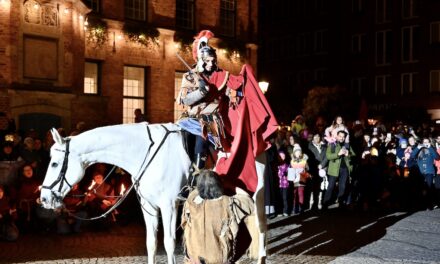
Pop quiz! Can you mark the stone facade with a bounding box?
[0,0,258,136]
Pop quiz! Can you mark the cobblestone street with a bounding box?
[0,207,424,264]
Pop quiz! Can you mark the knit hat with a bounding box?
[293,144,302,153]
[399,138,408,145]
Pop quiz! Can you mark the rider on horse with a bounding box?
[177,30,278,198]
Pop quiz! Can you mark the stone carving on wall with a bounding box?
[42,6,58,27]
[23,36,58,80]
[23,0,58,27]
[24,0,41,25]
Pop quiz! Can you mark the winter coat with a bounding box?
[326,143,355,177]
[411,146,440,175]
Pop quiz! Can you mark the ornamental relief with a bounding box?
[23,0,58,27]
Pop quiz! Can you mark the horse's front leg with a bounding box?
[140,198,160,264]
[254,152,267,264]
[160,201,178,264]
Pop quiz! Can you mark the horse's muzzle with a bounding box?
[40,190,64,209]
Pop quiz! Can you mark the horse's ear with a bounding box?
[51,128,64,145]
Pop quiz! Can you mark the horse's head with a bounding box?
[40,128,85,209]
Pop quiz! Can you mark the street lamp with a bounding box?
[258,81,269,94]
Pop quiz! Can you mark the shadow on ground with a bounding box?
[267,208,412,258]
[0,208,413,263]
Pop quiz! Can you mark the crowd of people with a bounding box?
[264,115,440,218]
[0,121,136,242]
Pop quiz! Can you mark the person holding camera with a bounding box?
[410,137,440,210]
[323,130,355,210]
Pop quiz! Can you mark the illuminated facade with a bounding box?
[0,0,258,136]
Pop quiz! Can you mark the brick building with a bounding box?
[259,0,440,123]
[0,0,258,138]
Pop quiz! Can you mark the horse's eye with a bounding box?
[51,163,58,168]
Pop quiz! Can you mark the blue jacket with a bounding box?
[410,146,440,175]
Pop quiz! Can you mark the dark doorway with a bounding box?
[19,113,61,139]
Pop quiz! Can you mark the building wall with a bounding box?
[259,0,440,122]
[0,0,258,136]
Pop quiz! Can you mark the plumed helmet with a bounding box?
[192,30,217,72]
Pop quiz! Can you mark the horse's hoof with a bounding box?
[257,256,266,264]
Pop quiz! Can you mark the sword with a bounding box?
[176,53,203,82]
[176,52,193,72]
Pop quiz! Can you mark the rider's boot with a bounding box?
[177,153,206,201]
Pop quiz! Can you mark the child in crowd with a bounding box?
[277,150,290,216]
[290,144,309,215]
[324,116,350,144]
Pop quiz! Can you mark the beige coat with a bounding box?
[178,71,221,117]
[181,190,254,264]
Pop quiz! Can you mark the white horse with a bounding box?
[40,122,268,264]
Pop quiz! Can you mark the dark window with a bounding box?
[220,0,236,37]
[125,0,146,21]
[176,0,194,29]
[352,0,365,14]
[376,30,392,65]
[402,26,420,62]
[84,0,100,13]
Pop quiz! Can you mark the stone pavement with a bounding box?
[1,208,439,264]
[331,209,440,264]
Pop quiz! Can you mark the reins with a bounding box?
[67,124,180,221]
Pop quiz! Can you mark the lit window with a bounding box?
[174,72,185,122]
[430,70,440,93]
[176,0,194,29]
[125,0,146,21]
[123,66,145,124]
[220,0,235,37]
[84,62,98,94]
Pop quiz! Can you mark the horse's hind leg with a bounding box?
[160,201,178,264]
[140,199,160,264]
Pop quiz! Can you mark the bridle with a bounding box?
[41,138,73,202]
[45,124,181,221]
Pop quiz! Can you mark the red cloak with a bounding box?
[209,65,278,193]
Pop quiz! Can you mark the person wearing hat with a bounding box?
[291,115,306,137]
[323,130,355,209]
[289,144,309,214]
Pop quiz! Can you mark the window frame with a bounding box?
[401,25,420,63]
[430,70,440,93]
[376,30,392,66]
[219,0,236,37]
[430,22,440,44]
[124,0,147,21]
[400,72,418,95]
[84,60,100,95]
[175,0,195,30]
[123,65,147,124]
[376,0,392,24]
[375,75,391,95]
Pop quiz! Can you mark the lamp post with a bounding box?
[258,81,269,94]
